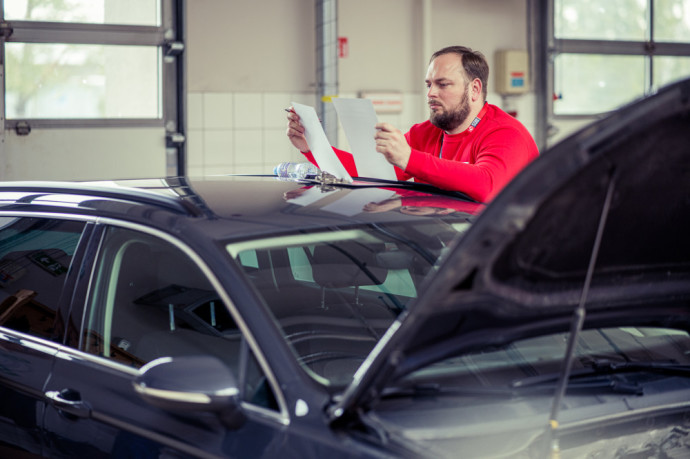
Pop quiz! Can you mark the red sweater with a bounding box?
[303,103,539,202]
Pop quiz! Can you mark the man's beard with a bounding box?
[429,90,470,132]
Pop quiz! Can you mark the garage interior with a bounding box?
[0,0,688,182]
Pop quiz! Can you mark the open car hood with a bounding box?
[329,77,690,421]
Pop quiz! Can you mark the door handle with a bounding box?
[45,389,92,419]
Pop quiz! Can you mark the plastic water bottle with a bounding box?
[273,162,320,179]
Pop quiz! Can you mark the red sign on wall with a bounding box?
[338,37,348,58]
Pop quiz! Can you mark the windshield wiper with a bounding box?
[379,367,657,399]
[379,361,690,401]
[379,383,522,399]
[512,359,690,391]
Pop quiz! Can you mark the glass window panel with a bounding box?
[654,56,690,89]
[5,43,160,119]
[238,250,259,269]
[5,0,160,26]
[654,0,690,42]
[406,327,690,385]
[84,227,233,368]
[554,0,647,40]
[0,217,85,340]
[361,269,417,297]
[287,246,314,282]
[227,219,472,386]
[554,54,646,115]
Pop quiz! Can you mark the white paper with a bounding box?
[285,187,395,217]
[285,186,337,207]
[322,189,396,216]
[291,102,352,182]
[332,98,398,181]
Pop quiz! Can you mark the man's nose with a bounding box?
[427,85,438,99]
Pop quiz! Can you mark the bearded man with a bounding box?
[287,46,539,202]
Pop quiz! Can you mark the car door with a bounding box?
[0,216,90,457]
[42,223,290,458]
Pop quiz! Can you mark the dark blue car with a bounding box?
[1,77,689,458]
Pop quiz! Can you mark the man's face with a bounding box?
[425,53,472,132]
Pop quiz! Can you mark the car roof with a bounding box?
[0,176,481,241]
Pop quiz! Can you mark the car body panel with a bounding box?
[0,332,54,457]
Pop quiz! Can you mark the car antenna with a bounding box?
[544,168,617,458]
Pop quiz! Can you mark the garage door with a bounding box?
[0,0,185,181]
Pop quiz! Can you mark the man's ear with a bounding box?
[470,78,483,102]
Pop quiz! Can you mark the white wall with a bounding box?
[185,0,537,176]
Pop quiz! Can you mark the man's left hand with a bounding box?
[375,122,411,170]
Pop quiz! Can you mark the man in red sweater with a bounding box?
[286,46,539,202]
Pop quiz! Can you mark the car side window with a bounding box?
[0,217,85,340]
[82,226,278,410]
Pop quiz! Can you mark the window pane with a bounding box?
[554,0,647,40]
[6,43,160,119]
[654,0,690,42]
[228,220,470,386]
[5,0,160,26]
[554,54,646,115]
[84,227,235,367]
[287,246,314,282]
[361,269,417,297]
[0,217,85,340]
[654,56,690,88]
[238,250,259,269]
[407,327,690,386]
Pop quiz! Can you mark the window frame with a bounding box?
[548,0,690,119]
[0,1,179,130]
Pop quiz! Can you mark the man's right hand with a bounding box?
[286,108,310,152]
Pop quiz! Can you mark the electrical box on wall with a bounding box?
[494,50,529,95]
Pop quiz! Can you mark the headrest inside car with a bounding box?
[312,243,388,288]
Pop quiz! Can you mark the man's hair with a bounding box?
[430,46,489,100]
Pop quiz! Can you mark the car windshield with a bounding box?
[226,217,472,386]
[402,326,690,389]
[366,326,690,459]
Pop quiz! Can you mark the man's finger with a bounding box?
[375,122,396,132]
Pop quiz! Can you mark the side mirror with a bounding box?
[134,355,247,429]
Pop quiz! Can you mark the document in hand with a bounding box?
[290,102,353,182]
[332,98,398,181]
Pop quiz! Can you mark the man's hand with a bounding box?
[286,108,310,152]
[374,122,411,170]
